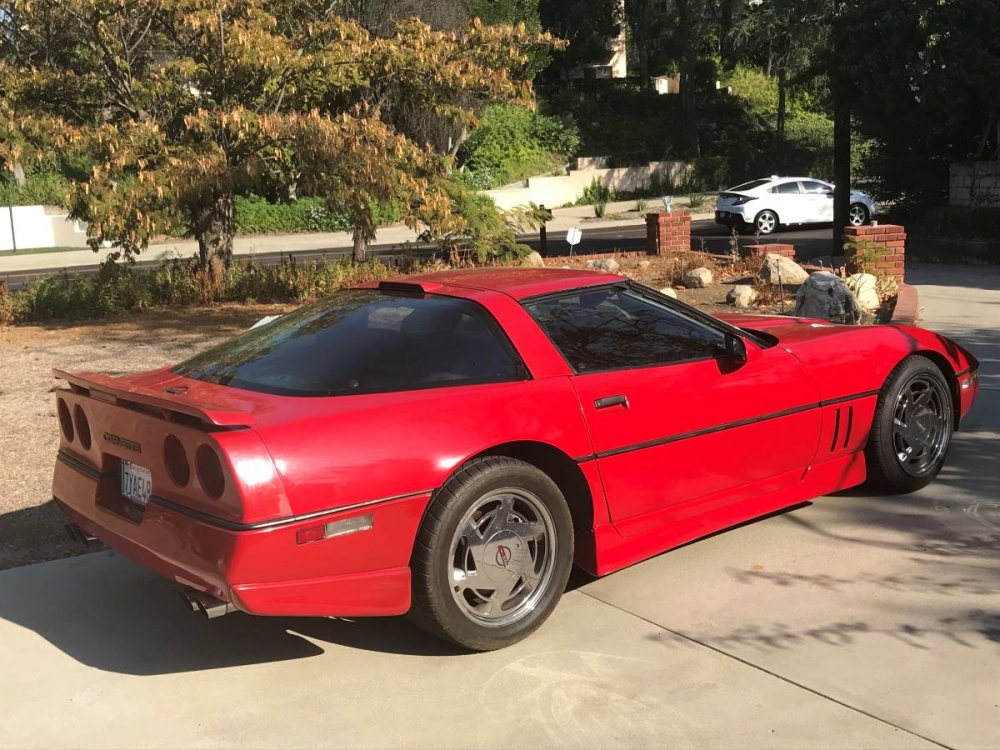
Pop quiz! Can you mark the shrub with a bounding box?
[457,104,579,189]
[578,177,614,206]
[0,172,70,206]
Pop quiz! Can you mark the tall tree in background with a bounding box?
[539,0,620,81]
[0,0,558,265]
[838,0,1000,209]
[731,0,830,142]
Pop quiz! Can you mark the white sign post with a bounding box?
[566,226,582,255]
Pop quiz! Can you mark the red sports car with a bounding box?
[53,268,980,650]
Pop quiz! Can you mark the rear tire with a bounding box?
[754,209,779,235]
[849,203,870,227]
[409,456,574,651]
[865,356,953,493]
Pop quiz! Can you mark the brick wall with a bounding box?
[843,224,906,282]
[740,243,795,260]
[646,211,692,255]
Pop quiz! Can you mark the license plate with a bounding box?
[121,460,152,507]
[717,210,729,218]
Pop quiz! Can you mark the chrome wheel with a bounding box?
[756,210,778,234]
[449,488,556,628]
[891,375,950,477]
[849,203,869,226]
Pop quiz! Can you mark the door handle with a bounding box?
[594,394,629,410]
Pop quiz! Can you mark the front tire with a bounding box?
[865,356,953,493]
[409,456,574,651]
[754,209,779,235]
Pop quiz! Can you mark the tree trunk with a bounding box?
[11,160,26,188]
[776,66,787,142]
[676,0,702,157]
[352,226,368,263]
[196,194,235,268]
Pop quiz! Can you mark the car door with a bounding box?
[769,180,807,224]
[800,180,835,223]
[523,285,821,531]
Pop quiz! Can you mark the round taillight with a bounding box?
[164,435,190,487]
[196,444,225,499]
[73,405,92,450]
[57,399,74,442]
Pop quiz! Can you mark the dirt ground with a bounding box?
[0,257,791,571]
[0,303,292,570]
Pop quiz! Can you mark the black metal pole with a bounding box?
[539,204,548,256]
[7,205,16,253]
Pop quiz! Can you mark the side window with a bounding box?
[525,287,726,373]
[771,181,802,194]
[800,180,830,194]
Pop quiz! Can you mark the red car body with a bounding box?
[52,268,980,618]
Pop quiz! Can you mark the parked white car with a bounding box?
[714,176,876,235]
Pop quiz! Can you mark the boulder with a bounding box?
[760,253,809,285]
[682,266,714,288]
[520,251,545,268]
[794,271,863,324]
[587,258,621,274]
[845,272,880,311]
[658,287,678,299]
[726,284,758,309]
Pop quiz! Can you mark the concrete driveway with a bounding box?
[1,265,997,749]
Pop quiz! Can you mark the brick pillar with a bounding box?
[843,224,906,282]
[740,243,795,260]
[645,211,691,256]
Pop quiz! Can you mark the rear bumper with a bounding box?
[53,455,431,617]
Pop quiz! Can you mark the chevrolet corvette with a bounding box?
[53,268,980,650]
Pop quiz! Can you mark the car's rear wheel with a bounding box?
[849,203,870,227]
[865,356,953,493]
[754,209,779,235]
[409,456,574,651]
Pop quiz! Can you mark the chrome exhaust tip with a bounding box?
[179,588,238,619]
[64,523,97,546]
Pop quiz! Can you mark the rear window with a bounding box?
[173,290,528,397]
[729,179,770,192]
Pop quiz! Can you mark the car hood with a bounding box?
[715,314,911,402]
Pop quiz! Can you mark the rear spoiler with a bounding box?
[53,369,255,428]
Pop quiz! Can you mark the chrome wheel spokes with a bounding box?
[891,375,949,476]
[849,205,867,226]
[449,489,555,627]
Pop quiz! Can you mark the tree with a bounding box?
[838,0,1000,209]
[1,0,559,266]
[538,0,620,81]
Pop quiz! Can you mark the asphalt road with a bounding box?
[1,220,839,292]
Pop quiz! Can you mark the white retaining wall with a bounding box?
[484,161,693,211]
[0,206,89,251]
[950,161,1000,208]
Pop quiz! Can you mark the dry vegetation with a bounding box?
[0,303,292,570]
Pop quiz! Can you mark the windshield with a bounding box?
[173,290,528,397]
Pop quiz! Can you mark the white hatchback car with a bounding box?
[714,176,876,235]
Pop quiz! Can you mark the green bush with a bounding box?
[0,173,70,206]
[457,104,579,189]
[234,195,351,234]
[233,195,403,235]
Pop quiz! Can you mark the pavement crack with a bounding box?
[575,588,955,750]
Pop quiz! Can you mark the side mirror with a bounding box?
[719,332,761,365]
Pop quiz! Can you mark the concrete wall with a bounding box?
[484,161,693,211]
[950,161,1000,207]
[0,206,89,251]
